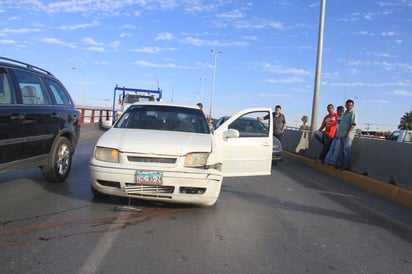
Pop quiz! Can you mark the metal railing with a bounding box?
[76,107,113,124]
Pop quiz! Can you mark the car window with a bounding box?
[123,94,155,103]
[223,113,269,137]
[0,69,14,104]
[214,117,228,129]
[404,131,412,142]
[387,131,400,141]
[14,69,52,105]
[115,105,210,134]
[43,78,72,106]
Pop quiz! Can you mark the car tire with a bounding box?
[271,160,278,166]
[41,136,72,183]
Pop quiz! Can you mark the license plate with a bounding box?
[135,171,163,185]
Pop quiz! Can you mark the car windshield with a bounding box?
[114,104,210,134]
[123,94,154,103]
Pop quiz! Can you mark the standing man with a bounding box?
[325,105,345,165]
[258,105,286,143]
[197,102,213,130]
[314,104,338,163]
[333,99,358,170]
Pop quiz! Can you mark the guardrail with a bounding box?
[77,107,113,124]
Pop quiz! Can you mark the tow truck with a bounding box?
[101,84,162,129]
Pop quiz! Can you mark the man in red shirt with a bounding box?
[315,104,339,163]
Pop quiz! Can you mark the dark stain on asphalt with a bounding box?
[0,207,178,247]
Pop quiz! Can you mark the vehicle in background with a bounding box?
[386,130,412,143]
[214,116,283,164]
[89,102,273,206]
[100,85,162,129]
[0,56,80,182]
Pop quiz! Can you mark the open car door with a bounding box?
[211,108,273,177]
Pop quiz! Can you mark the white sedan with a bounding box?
[89,102,273,206]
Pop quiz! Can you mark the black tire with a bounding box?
[41,136,72,183]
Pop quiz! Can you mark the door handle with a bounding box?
[51,113,60,118]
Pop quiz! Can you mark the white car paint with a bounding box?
[212,110,273,176]
[89,102,273,206]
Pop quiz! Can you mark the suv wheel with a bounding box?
[41,136,72,182]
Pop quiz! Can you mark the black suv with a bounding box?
[0,57,80,182]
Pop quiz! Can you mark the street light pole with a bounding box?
[209,49,222,121]
[310,0,326,137]
[199,77,207,102]
[72,67,87,107]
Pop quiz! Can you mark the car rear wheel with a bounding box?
[41,136,72,182]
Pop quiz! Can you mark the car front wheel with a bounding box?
[41,136,72,183]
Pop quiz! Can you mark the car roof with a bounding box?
[130,101,200,110]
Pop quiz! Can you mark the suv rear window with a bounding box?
[43,78,72,106]
[15,69,52,105]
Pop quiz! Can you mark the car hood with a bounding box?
[96,128,212,155]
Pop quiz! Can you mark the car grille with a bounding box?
[127,156,177,164]
[125,183,174,199]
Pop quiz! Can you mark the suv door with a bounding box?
[14,69,58,159]
[212,108,273,177]
[0,68,23,166]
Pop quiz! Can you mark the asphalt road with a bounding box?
[1,132,411,274]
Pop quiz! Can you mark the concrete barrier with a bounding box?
[283,129,412,191]
[285,152,412,208]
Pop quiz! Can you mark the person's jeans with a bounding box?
[319,135,333,162]
[334,136,353,169]
[314,132,324,144]
[324,138,337,164]
[314,132,333,162]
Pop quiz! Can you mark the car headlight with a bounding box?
[184,152,209,168]
[95,147,119,163]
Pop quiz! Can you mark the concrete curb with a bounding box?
[284,151,412,208]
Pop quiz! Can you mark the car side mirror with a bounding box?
[223,128,239,139]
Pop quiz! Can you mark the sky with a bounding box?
[1,0,411,132]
